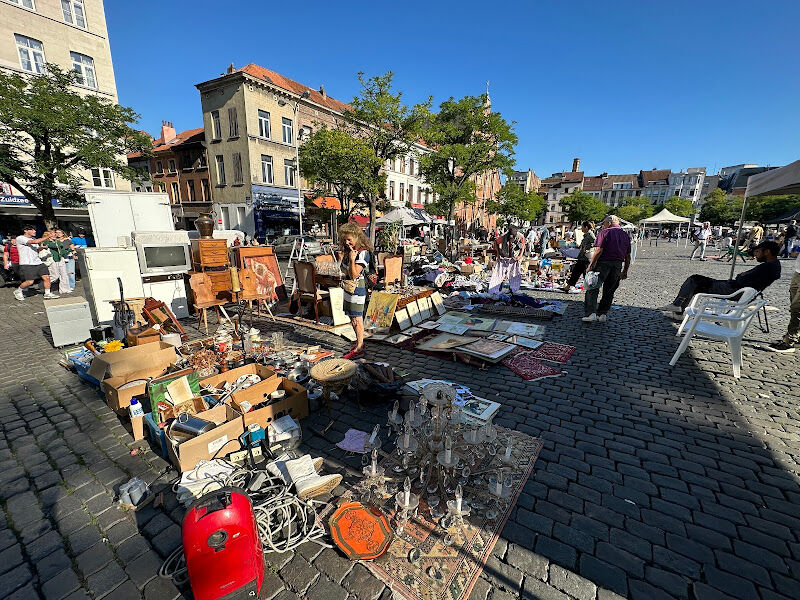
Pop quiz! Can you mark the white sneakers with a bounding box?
[567,287,582,294]
[660,303,682,314]
[597,314,607,323]
[267,454,341,500]
[43,292,60,299]
[582,313,608,323]
[14,289,24,301]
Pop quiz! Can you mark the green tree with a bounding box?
[560,190,609,223]
[418,94,517,255]
[298,127,384,224]
[745,195,800,222]
[486,183,545,225]
[612,196,654,223]
[699,188,742,224]
[665,196,695,217]
[0,64,152,227]
[343,72,431,244]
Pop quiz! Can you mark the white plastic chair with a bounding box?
[669,297,765,378]
[676,287,758,336]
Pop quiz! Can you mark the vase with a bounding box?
[195,212,215,238]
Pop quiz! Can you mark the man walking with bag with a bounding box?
[582,215,631,323]
[690,221,713,261]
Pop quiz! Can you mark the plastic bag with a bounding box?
[584,271,601,290]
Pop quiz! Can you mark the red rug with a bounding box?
[528,341,575,363]
[502,349,563,381]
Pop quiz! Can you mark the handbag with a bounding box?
[341,279,358,294]
[584,270,601,290]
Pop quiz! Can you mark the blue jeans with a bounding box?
[584,261,623,316]
[65,257,75,289]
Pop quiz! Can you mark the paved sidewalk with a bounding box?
[0,243,798,600]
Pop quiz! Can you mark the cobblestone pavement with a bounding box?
[1,242,798,600]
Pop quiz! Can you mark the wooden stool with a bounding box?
[309,358,357,433]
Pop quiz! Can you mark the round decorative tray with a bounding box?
[329,501,393,560]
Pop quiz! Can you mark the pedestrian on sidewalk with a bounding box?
[44,230,71,295]
[782,220,797,259]
[563,221,595,293]
[3,236,19,282]
[582,215,631,323]
[660,241,781,315]
[765,250,800,353]
[690,221,713,261]
[14,225,59,300]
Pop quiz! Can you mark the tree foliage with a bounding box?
[343,72,431,242]
[486,183,545,224]
[418,95,516,255]
[699,188,742,224]
[298,127,384,223]
[560,190,609,223]
[745,195,800,222]
[611,196,654,223]
[0,64,152,226]
[665,196,695,217]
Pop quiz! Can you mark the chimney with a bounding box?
[226,62,235,74]
[572,158,581,172]
[319,85,326,98]
[160,120,176,143]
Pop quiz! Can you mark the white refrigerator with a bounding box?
[77,247,145,325]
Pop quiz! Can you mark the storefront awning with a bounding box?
[350,215,369,226]
[312,196,341,210]
[252,184,304,215]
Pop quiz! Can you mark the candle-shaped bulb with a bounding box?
[407,404,415,423]
[369,424,379,444]
[455,484,463,513]
[505,439,513,460]
[403,425,410,448]
[403,475,411,505]
[371,448,378,475]
[444,434,452,463]
[391,400,399,418]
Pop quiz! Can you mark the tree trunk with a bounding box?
[38,198,57,230]
[368,198,376,247]
[447,201,456,261]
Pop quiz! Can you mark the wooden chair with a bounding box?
[293,261,329,324]
[188,272,226,334]
[383,255,403,287]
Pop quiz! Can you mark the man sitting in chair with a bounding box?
[661,241,781,316]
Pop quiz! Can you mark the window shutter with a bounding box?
[228,107,238,137]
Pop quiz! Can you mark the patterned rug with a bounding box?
[328,429,543,600]
[501,350,563,381]
[528,341,575,363]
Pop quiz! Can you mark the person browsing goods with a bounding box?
[582,215,631,323]
[14,225,59,300]
[337,222,371,360]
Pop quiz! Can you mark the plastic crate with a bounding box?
[67,349,101,388]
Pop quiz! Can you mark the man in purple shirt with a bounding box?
[582,215,631,322]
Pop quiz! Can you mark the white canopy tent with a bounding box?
[618,218,636,231]
[376,207,427,226]
[730,159,800,276]
[639,208,691,246]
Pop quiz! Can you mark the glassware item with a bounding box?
[427,495,440,508]
[271,331,284,351]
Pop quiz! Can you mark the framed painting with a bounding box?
[364,292,400,334]
[235,246,285,300]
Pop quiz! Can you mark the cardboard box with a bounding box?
[200,363,277,399]
[231,377,308,430]
[167,404,244,472]
[92,342,177,412]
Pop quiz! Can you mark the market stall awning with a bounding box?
[639,208,690,224]
[376,207,426,226]
[349,215,369,226]
[312,196,341,210]
[745,159,800,198]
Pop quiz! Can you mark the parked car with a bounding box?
[270,235,322,256]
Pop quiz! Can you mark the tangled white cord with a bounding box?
[161,462,330,585]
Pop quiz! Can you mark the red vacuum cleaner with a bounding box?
[183,487,264,600]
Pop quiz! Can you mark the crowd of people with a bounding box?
[3,224,88,301]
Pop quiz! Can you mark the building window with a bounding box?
[389,181,395,201]
[232,152,243,184]
[70,52,96,89]
[199,153,207,168]
[211,111,222,140]
[91,168,114,188]
[156,161,163,174]
[14,34,45,74]
[227,107,239,138]
[418,187,422,203]
[261,155,273,184]
[400,159,406,174]
[399,183,405,202]
[170,181,180,202]
[282,118,293,144]
[300,125,312,140]
[258,110,271,139]
[408,185,414,203]
[215,155,226,185]
[168,159,176,173]
[61,0,86,28]
[10,0,35,9]
[284,159,295,187]
[187,180,196,201]
[201,178,210,201]
[237,206,246,229]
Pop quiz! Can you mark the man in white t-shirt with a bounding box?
[766,252,800,353]
[690,221,713,261]
[14,225,58,300]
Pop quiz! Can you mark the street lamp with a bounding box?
[278,89,310,236]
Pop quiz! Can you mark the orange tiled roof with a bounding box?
[152,127,205,153]
[562,171,584,183]
[582,176,604,191]
[640,169,670,184]
[238,64,352,114]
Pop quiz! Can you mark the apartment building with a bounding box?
[668,167,706,204]
[507,169,541,194]
[384,149,432,209]
[0,0,130,217]
[601,174,640,207]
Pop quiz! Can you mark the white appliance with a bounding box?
[77,247,145,325]
[142,277,190,320]
[85,191,174,248]
[132,231,192,276]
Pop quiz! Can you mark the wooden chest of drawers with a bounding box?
[190,239,229,268]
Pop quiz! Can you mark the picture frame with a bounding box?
[235,246,285,300]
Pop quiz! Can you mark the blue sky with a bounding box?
[107,0,800,178]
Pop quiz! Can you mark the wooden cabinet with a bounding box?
[190,239,229,269]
